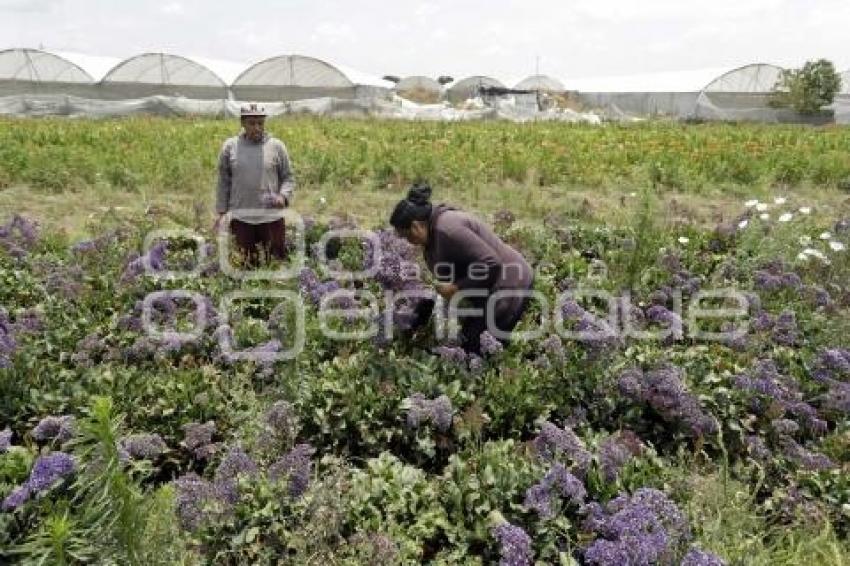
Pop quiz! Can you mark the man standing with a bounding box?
[215,103,295,266]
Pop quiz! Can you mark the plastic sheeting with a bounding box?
[0,48,95,97]
[514,75,565,92]
[693,64,785,121]
[98,53,228,100]
[577,92,699,118]
[445,76,505,104]
[0,93,603,123]
[231,55,359,101]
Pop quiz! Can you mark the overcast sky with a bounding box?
[1,0,848,82]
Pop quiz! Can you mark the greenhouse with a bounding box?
[393,76,443,103]
[0,48,94,97]
[99,53,228,100]
[693,63,785,121]
[445,76,505,104]
[514,75,565,92]
[231,55,360,101]
[835,70,850,124]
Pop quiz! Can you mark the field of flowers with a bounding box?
[1,118,850,564]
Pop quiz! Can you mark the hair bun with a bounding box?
[407,183,432,206]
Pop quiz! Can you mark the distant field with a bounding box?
[1,117,849,237]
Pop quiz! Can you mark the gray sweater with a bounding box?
[215,133,295,224]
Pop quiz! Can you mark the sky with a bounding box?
[1,0,848,85]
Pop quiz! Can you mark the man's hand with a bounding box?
[263,194,287,209]
[435,282,458,299]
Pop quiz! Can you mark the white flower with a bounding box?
[319,196,327,205]
[802,248,829,261]
[774,197,787,205]
[799,235,812,246]
[738,220,749,229]
[820,232,832,240]
[756,203,769,212]
[778,213,793,223]
[628,192,637,197]
[797,252,809,261]
[745,199,759,208]
[830,241,846,252]
[760,213,770,221]
[799,207,812,215]
[678,237,690,244]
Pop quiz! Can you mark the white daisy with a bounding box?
[628,192,637,197]
[799,235,812,246]
[756,203,769,212]
[799,207,812,215]
[774,197,787,205]
[778,213,793,223]
[678,237,690,244]
[830,241,846,252]
[760,213,770,221]
[820,232,832,240]
[738,220,749,229]
[797,252,809,261]
[745,199,759,208]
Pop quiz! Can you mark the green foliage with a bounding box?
[772,59,842,115]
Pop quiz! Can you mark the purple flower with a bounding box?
[646,305,684,345]
[778,437,834,471]
[525,463,586,518]
[182,421,217,460]
[480,331,504,357]
[120,241,168,284]
[682,548,726,566]
[598,431,643,483]
[3,452,76,510]
[27,452,76,491]
[214,447,259,484]
[433,345,468,366]
[816,348,850,379]
[173,473,220,531]
[119,433,167,460]
[32,415,75,444]
[541,334,566,362]
[745,435,771,462]
[619,366,717,437]
[363,229,423,292]
[770,419,800,436]
[405,393,454,432]
[491,522,533,566]
[468,355,485,374]
[532,422,591,479]
[0,428,11,452]
[269,444,315,497]
[583,488,690,566]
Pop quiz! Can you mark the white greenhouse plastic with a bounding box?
[99,53,228,100]
[446,76,505,104]
[393,76,442,102]
[231,55,358,101]
[693,64,785,121]
[514,75,565,92]
[0,48,94,96]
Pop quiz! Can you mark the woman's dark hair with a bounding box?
[390,183,433,230]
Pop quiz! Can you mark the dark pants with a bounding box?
[460,283,534,355]
[230,218,286,267]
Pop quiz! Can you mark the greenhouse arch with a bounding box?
[99,53,228,100]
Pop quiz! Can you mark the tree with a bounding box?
[771,59,842,115]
